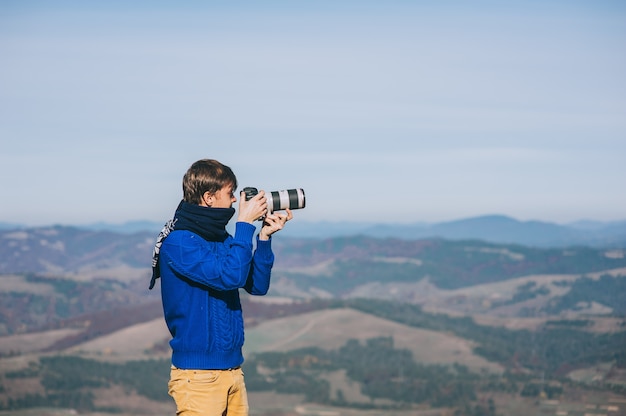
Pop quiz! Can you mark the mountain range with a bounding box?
[1,220,625,415]
[3,214,625,248]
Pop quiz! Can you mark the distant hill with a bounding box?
[83,215,626,248]
[1,223,625,341]
[2,215,625,247]
[1,224,625,415]
[0,225,153,275]
[286,215,626,248]
[2,225,625,298]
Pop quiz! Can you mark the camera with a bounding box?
[243,187,306,213]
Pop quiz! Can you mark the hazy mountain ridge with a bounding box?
[3,225,626,288]
[287,215,626,248]
[1,225,626,415]
[0,225,154,274]
[3,214,624,248]
[1,226,625,338]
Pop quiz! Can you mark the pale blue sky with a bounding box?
[1,1,625,226]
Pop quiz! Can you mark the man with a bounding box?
[149,159,292,415]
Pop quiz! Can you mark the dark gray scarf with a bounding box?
[149,200,235,289]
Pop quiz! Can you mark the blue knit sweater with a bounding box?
[159,221,274,370]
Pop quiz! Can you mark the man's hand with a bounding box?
[259,209,292,240]
[237,190,268,224]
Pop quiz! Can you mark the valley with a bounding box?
[0,226,625,415]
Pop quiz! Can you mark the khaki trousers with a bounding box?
[168,366,249,416]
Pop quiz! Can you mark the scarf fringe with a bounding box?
[149,218,177,290]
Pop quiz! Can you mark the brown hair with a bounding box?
[182,159,238,204]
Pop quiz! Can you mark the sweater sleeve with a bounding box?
[160,223,258,291]
[244,236,274,295]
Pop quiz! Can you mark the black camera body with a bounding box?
[243,187,306,213]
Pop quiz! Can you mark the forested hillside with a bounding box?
[2,299,624,415]
[1,227,625,415]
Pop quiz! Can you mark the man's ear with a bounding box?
[202,191,213,207]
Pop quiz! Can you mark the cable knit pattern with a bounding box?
[158,221,274,370]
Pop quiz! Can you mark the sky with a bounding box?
[1,1,625,227]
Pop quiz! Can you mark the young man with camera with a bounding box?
[149,158,292,416]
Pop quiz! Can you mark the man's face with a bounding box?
[210,185,236,209]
